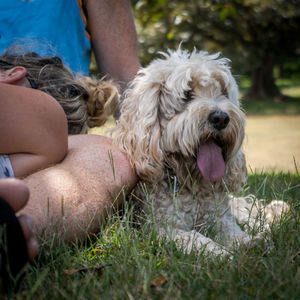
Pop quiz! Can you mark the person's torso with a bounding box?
[0,0,91,75]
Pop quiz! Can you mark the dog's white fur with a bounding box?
[114,48,289,256]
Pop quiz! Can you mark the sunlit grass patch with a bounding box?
[88,116,116,136]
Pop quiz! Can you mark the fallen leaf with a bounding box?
[150,275,169,288]
[63,264,112,276]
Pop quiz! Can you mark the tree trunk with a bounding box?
[245,58,282,101]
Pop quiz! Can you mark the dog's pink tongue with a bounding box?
[197,141,225,182]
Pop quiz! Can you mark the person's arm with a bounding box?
[0,83,68,177]
[86,0,141,92]
[20,134,138,241]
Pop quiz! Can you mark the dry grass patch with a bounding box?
[244,115,300,172]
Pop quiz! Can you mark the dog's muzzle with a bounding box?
[195,110,231,183]
[208,110,230,131]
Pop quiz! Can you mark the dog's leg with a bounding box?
[219,208,254,249]
[230,196,290,232]
[159,227,230,256]
[229,195,269,232]
[229,195,259,230]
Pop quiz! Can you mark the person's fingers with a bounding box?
[17,214,38,260]
[0,178,29,212]
[26,238,39,261]
[18,215,33,240]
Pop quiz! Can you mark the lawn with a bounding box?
[10,173,300,299]
[244,115,300,172]
[4,79,300,299]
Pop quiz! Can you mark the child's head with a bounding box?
[0,51,119,134]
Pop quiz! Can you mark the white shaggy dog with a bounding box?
[114,48,289,256]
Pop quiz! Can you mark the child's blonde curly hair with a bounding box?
[0,51,119,134]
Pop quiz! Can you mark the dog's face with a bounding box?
[115,49,247,191]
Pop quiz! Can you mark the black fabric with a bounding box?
[0,197,28,291]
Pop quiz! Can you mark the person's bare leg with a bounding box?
[0,178,38,260]
[20,134,138,241]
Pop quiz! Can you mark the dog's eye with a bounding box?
[182,90,193,102]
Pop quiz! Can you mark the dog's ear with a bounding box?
[114,73,164,182]
[222,150,247,192]
[226,76,239,106]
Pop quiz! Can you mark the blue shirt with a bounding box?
[0,0,91,75]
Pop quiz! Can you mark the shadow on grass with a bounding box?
[238,77,300,115]
[242,98,300,115]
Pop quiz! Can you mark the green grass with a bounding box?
[242,98,300,115]
[5,173,300,299]
[239,77,300,115]
[239,77,300,97]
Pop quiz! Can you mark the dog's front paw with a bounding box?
[264,200,290,224]
[224,232,252,250]
[172,229,231,257]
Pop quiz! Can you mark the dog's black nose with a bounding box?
[208,111,230,130]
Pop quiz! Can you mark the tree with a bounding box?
[133,0,300,100]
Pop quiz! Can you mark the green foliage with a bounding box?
[133,0,300,79]
[88,1,300,100]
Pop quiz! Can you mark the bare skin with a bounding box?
[87,0,141,92]
[0,64,137,259]
[0,1,140,269]
[0,178,38,260]
[20,134,138,241]
[0,67,68,178]
[0,66,67,263]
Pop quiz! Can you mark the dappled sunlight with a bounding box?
[21,167,82,236]
[282,86,300,98]
[41,168,81,198]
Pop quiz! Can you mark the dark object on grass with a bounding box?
[0,197,28,292]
